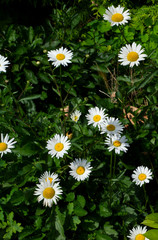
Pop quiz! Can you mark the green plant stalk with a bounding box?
[113,152,116,176]
[143,184,148,210]
[59,65,66,135]
[118,25,129,43]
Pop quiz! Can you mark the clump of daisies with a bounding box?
[0,133,16,157]
[103,5,130,26]
[46,134,71,159]
[127,225,149,240]
[0,55,10,73]
[86,106,108,130]
[70,110,81,122]
[34,171,62,207]
[131,166,153,187]
[99,116,129,154]
[118,42,147,68]
[69,158,92,181]
[47,46,73,67]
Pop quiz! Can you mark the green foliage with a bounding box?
[0,1,158,240]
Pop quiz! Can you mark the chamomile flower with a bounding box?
[70,110,81,122]
[127,225,149,240]
[0,55,10,73]
[103,5,130,26]
[69,158,92,181]
[0,133,16,158]
[131,166,153,187]
[100,117,124,135]
[118,42,147,68]
[86,106,108,129]
[47,47,73,67]
[34,178,63,207]
[39,171,60,184]
[105,134,129,154]
[46,134,71,159]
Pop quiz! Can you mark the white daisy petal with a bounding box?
[127,225,149,240]
[0,133,16,157]
[70,110,81,122]
[131,166,153,187]
[105,134,129,154]
[103,5,130,26]
[100,117,124,135]
[47,47,73,67]
[0,55,10,73]
[39,171,60,184]
[34,179,63,208]
[69,158,92,181]
[118,42,147,68]
[46,134,71,159]
[85,106,108,130]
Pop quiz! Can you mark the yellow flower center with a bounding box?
[111,13,124,22]
[45,177,53,183]
[43,187,55,199]
[135,234,145,240]
[106,124,115,131]
[54,143,64,152]
[138,173,147,181]
[76,166,85,175]
[56,53,65,60]
[74,116,78,121]
[0,142,7,151]
[127,52,139,62]
[113,140,121,147]
[93,115,101,122]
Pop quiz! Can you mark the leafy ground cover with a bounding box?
[0,0,158,239]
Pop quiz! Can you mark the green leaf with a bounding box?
[74,208,87,217]
[142,219,158,228]
[144,229,158,240]
[67,203,74,215]
[96,230,112,240]
[142,213,158,228]
[29,26,34,43]
[99,203,112,218]
[24,69,38,84]
[138,70,158,89]
[19,94,41,102]
[55,207,66,239]
[65,192,75,202]
[77,195,86,208]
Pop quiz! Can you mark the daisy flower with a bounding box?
[70,110,81,122]
[0,133,16,158]
[127,225,149,240]
[34,178,63,207]
[47,47,73,67]
[69,158,92,181]
[86,106,108,129]
[131,166,153,187]
[46,134,71,159]
[0,55,10,73]
[118,42,147,68]
[105,134,129,154]
[100,117,124,135]
[103,5,130,26]
[39,171,60,184]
